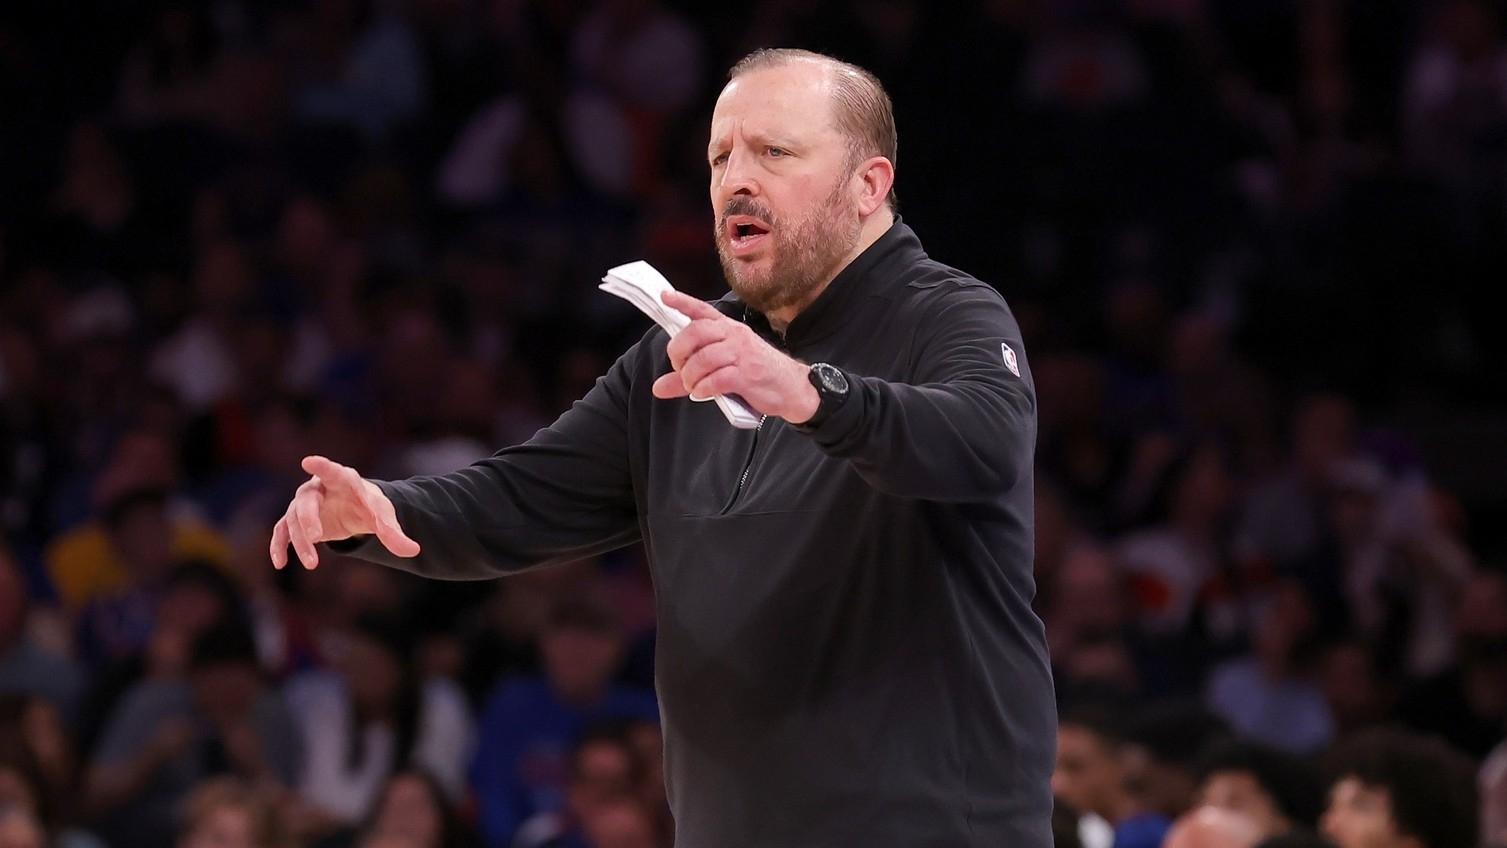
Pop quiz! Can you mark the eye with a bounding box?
[766,146,787,158]
[710,152,728,167]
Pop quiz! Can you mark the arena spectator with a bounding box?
[1397,568,1507,760]
[0,695,104,848]
[46,447,231,644]
[353,769,479,848]
[0,551,85,721]
[1236,394,1358,577]
[84,623,301,848]
[1121,701,1234,821]
[513,722,653,848]
[1206,579,1334,754]
[1195,740,1326,840]
[283,613,473,833]
[472,596,656,848]
[176,777,292,848]
[1317,639,1396,738]
[1052,695,1173,848]
[1321,728,1479,848]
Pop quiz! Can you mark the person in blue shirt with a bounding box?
[471,595,656,848]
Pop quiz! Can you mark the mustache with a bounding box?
[718,197,777,232]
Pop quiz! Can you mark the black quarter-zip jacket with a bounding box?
[336,219,1055,847]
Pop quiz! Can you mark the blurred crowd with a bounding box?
[2,0,1506,847]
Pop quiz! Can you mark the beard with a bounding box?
[714,175,862,316]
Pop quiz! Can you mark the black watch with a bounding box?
[801,362,850,429]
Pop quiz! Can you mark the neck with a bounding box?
[764,207,894,329]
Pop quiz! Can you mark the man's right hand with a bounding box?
[270,455,421,570]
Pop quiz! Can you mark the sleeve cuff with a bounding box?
[791,371,866,451]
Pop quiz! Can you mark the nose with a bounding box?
[715,148,758,199]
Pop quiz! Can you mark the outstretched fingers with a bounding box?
[300,454,347,482]
[361,483,421,557]
[285,485,323,569]
[270,517,290,570]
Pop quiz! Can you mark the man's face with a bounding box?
[1200,771,1290,838]
[1321,778,1417,848]
[1052,725,1123,820]
[707,63,863,315]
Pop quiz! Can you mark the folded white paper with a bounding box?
[600,260,763,429]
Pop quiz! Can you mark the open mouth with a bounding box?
[726,216,771,254]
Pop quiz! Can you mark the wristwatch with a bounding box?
[800,362,850,429]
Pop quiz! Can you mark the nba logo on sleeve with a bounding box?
[1001,343,1020,377]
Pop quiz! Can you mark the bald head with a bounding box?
[728,49,897,209]
[707,49,897,325]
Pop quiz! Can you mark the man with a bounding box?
[513,723,656,848]
[85,623,301,848]
[1120,701,1233,821]
[472,599,656,846]
[271,48,1053,846]
[1052,699,1171,848]
[1320,728,1478,848]
[1194,740,1324,842]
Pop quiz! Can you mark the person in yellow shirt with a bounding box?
[46,502,229,613]
[46,488,229,665]
[46,425,231,614]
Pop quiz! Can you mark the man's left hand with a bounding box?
[652,290,820,424]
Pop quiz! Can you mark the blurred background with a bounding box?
[1,1,1506,847]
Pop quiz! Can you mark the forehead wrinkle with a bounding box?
[713,68,839,143]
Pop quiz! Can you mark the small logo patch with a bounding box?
[1002,343,1020,377]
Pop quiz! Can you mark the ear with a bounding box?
[851,155,895,216]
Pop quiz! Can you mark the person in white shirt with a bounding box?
[284,614,473,828]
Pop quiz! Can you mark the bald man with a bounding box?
[272,49,1051,847]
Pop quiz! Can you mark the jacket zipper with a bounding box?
[718,414,768,515]
[716,307,779,515]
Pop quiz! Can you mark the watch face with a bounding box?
[814,363,848,393]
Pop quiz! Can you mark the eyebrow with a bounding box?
[708,132,804,158]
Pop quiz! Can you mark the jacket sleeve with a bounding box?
[326,338,645,580]
[801,282,1036,503]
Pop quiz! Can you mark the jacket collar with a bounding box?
[719,216,925,347]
